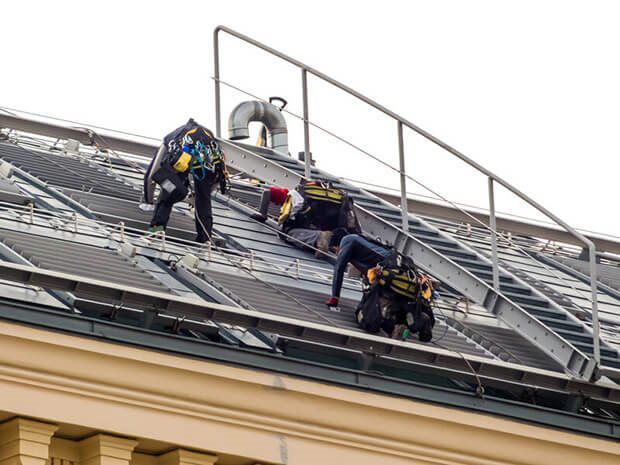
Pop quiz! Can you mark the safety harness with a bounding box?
[278,180,359,233]
[356,250,437,341]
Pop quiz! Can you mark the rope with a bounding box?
[212,77,597,306]
[430,302,450,344]
[224,187,338,259]
[194,210,345,328]
[0,104,543,387]
[80,126,345,327]
[433,340,485,397]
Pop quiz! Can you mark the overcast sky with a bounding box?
[2,1,618,237]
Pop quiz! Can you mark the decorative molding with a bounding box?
[78,435,137,465]
[0,418,58,465]
[156,450,217,465]
[0,322,618,465]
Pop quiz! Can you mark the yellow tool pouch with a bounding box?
[172,152,191,172]
[303,185,344,204]
[277,195,293,226]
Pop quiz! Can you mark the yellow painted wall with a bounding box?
[0,321,617,465]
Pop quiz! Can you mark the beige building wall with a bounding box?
[0,321,618,465]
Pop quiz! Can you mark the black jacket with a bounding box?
[143,119,224,203]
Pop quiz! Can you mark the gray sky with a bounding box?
[2,0,618,237]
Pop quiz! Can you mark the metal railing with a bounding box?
[212,25,602,366]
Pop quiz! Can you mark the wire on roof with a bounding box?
[74,128,345,327]
[2,108,579,383]
[212,77,598,307]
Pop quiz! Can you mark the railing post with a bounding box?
[587,242,601,368]
[213,28,222,138]
[488,177,500,291]
[302,68,312,179]
[397,121,408,233]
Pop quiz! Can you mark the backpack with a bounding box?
[167,125,228,184]
[278,180,360,232]
[361,250,437,340]
[404,296,436,342]
[370,250,422,300]
[355,284,384,333]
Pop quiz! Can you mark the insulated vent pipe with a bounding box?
[228,100,289,155]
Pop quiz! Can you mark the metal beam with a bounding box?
[0,113,599,379]
[0,114,157,157]
[219,140,596,380]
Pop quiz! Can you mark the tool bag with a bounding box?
[405,296,435,342]
[355,283,384,333]
[152,164,187,196]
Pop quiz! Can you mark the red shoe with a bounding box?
[325,297,339,307]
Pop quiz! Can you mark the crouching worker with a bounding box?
[253,180,360,256]
[326,230,437,341]
[142,118,229,243]
[325,229,390,308]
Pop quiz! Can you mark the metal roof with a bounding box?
[0,124,619,439]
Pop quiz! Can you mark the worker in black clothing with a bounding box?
[142,118,229,243]
[325,229,436,341]
[251,181,361,256]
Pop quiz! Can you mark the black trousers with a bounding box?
[150,177,215,243]
[194,178,215,243]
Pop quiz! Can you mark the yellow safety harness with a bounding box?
[277,181,345,226]
[368,266,433,301]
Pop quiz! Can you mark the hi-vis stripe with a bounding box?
[304,187,344,204]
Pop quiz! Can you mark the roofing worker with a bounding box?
[325,229,389,308]
[142,118,229,243]
[327,229,437,341]
[252,180,360,256]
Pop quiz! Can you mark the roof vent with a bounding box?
[228,100,289,155]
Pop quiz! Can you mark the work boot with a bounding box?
[314,231,333,258]
[250,212,268,223]
[148,225,164,234]
[391,324,409,340]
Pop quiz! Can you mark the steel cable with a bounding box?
[210,78,597,307]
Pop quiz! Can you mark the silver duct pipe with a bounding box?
[228,100,289,154]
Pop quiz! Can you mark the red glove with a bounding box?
[325,297,339,307]
[269,187,289,205]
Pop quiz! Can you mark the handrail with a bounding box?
[213,25,601,367]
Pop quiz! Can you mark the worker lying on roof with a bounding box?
[142,118,229,244]
[326,229,437,341]
[252,179,361,256]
